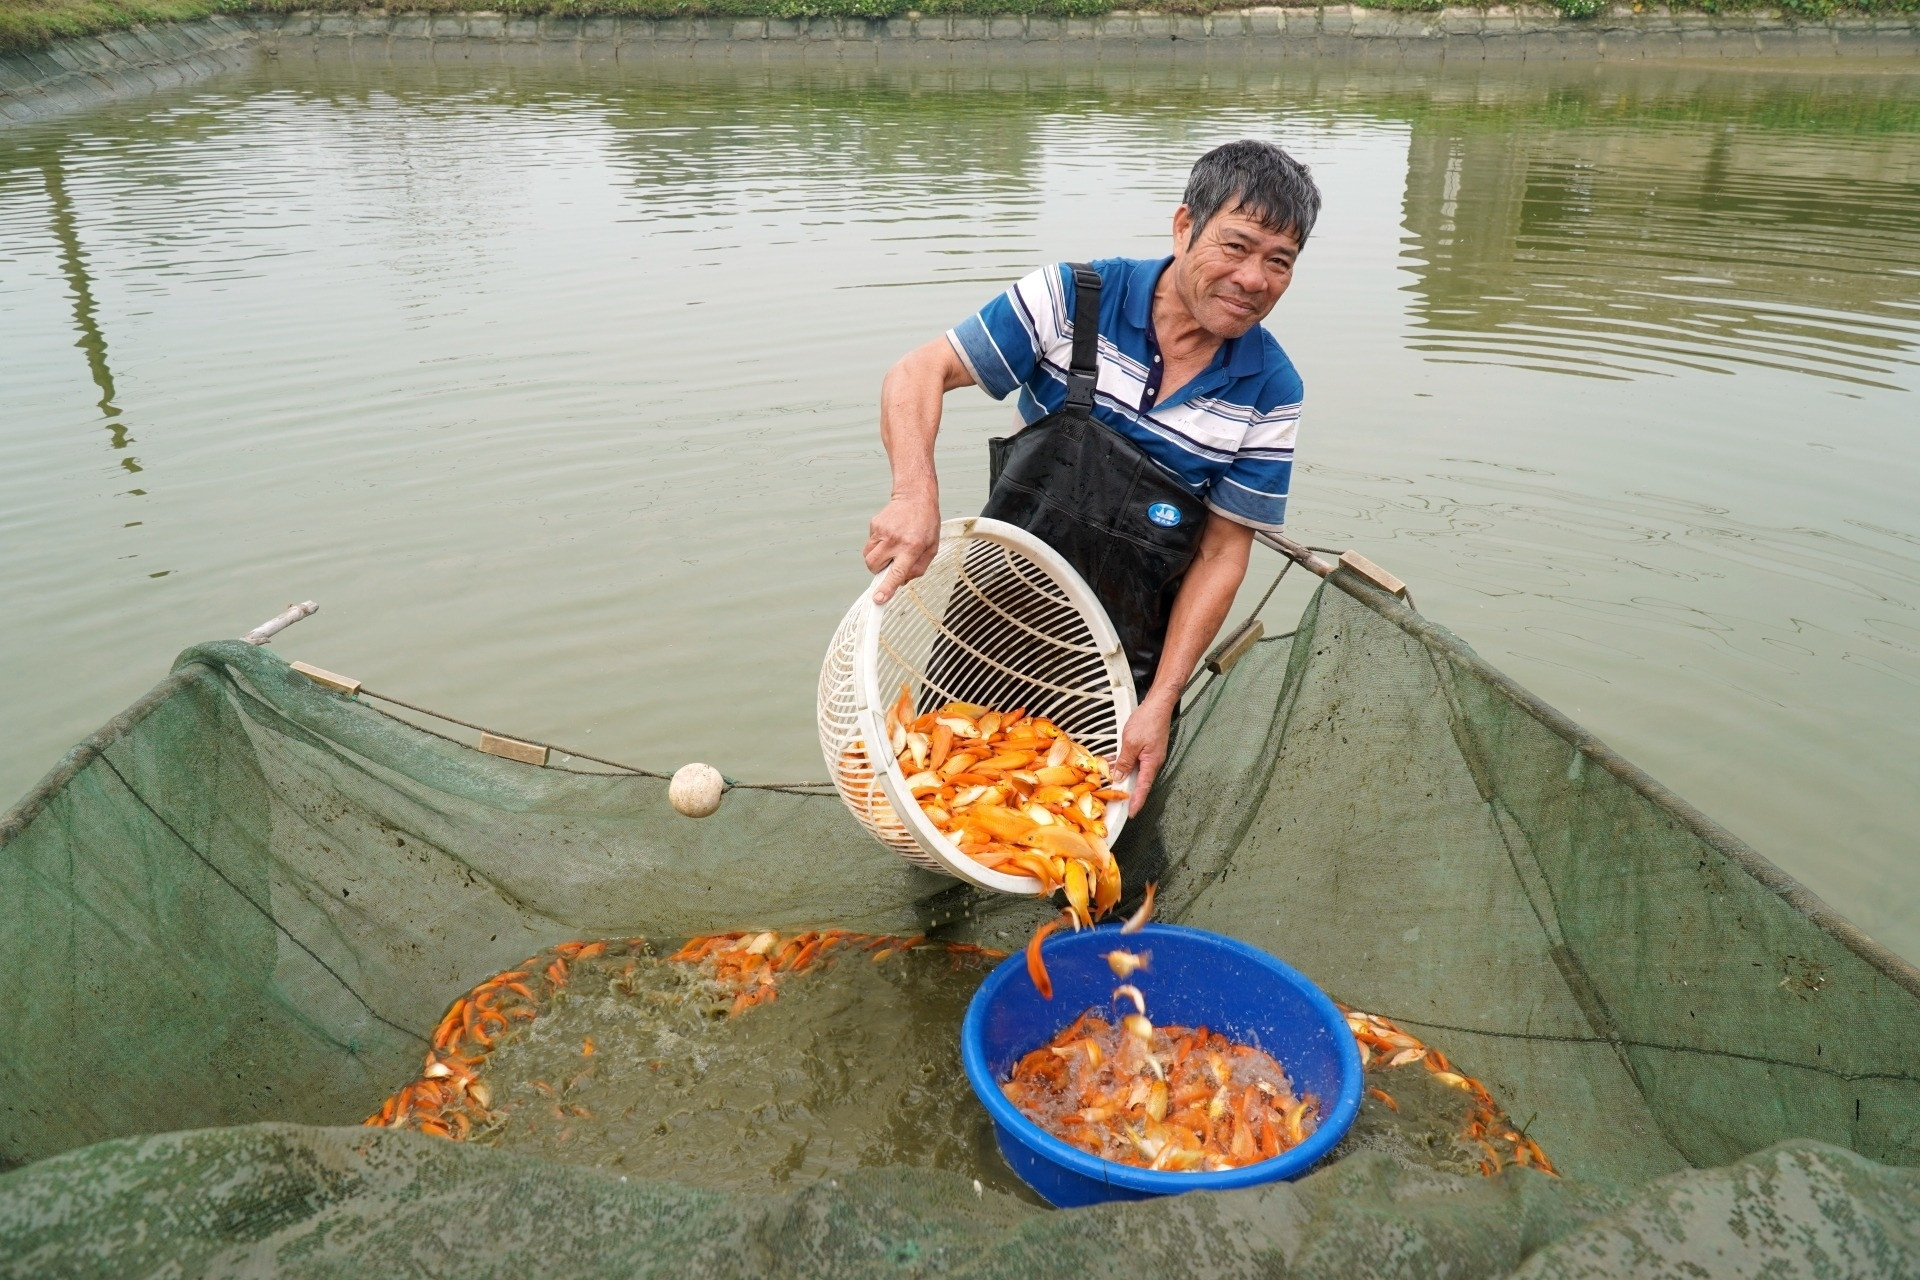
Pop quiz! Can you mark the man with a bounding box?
[863,140,1320,812]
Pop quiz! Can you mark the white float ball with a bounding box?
[669,763,726,818]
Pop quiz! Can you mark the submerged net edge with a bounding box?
[1319,567,1920,1005]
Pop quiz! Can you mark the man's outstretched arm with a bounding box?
[1114,513,1255,810]
[864,336,977,604]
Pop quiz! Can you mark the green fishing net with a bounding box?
[3,571,1918,1277]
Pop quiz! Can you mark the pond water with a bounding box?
[3,55,1918,957]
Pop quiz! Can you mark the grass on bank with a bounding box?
[4,0,219,53]
[1,0,1913,59]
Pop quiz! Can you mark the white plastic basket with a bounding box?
[818,516,1137,894]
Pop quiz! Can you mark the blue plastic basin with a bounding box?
[961,922,1363,1208]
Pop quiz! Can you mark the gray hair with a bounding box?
[1182,140,1322,249]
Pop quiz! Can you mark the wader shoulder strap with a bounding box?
[1064,262,1102,413]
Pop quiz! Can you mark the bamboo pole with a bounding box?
[241,601,319,646]
[1255,531,1335,577]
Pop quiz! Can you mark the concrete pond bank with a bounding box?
[4,5,1918,120]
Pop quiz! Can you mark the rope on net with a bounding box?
[272,538,1341,798]
[353,687,836,795]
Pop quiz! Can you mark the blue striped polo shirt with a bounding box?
[946,256,1302,531]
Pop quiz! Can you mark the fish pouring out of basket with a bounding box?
[818,517,1143,899]
[878,688,1124,928]
[820,518,1361,1194]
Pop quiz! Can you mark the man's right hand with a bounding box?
[868,335,975,605]
[864,493,941,604]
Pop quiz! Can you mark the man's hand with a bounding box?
[1113,695,1175,814]
[866,336,977,605]
[864,494,941,604]
[1111,514,1256,814]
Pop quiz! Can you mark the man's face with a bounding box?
[1167,203,1300,340]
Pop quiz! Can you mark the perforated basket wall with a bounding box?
[818,517,1137,893]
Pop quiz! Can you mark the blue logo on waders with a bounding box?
[1146,503,1183,528]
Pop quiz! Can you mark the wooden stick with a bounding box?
[242,601,319,646]
[1254,533,1336,578]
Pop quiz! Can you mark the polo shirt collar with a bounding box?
[1222,327,1262,377]
[1124,255,1263,381]
[1121,256,1166,330]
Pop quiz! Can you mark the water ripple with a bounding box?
[1400,124,1920,386]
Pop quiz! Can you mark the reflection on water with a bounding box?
[1400,88,1920,386]
[1,57,1917,962]
[38,152,138,468]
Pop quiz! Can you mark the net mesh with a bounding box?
[4,571,1919,1276]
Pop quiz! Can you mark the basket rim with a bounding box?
[857,516,1137,896]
